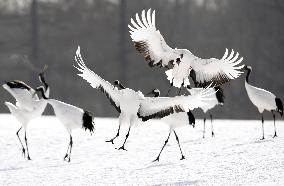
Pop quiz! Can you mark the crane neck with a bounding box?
[245,69,251,83]
[119,83,126,89]
[36,86,49,100]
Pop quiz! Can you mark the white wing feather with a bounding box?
[138,87,215,119]
[189,48,244,87]
[3,84,39,111]
[74,46,121,112]
[129,9,180,67]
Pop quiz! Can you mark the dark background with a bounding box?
[0,0,283,119]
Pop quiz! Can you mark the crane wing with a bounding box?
[74,46,122,113]
[189,49,244,87]
[3,81,39,111]
[138,87,215,121]
[129,9,181,68]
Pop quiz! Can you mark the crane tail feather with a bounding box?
[275,98,283,117]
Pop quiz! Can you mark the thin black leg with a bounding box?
[16,127,25,157]
[64,135,73,162]
[64,143,70,161]
[64,135,71,161]
[178,87,182,95]
[203,118,206,139]
[166,87,172,96]
[174,130,185,160]
[210,114,215,137]
[272,112,277,138]
[106,124,121,144]
[68,135,73,162]
[24,131,31,160]
[166,79,174,96]
[261,114,265,140]
[153,131,171,162]
[118,125,131,151]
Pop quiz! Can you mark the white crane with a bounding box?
[2,67,50,160]
[146,89,197,161]
[244,65,283,139]
[187,86,224,138]
[74,46,214,151]
[129,9,244,92]
[34,86,95,162]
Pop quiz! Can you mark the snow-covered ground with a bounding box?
[0,114,283,185]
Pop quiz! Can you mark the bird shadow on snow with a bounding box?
[0,166,25,172]
[151,180,201,186]
[0,161,83,172]
[130,162,173,173]
[223,138,274,150]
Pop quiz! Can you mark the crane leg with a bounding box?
[203,118,206,139]
[210,114,215,137]
[166,79,174,96]
[261,114,265,140]
[166,87,171,96]
[118,125,131,151]
[174,130,185,160]
[178,88,182,95]
[153,131,171,162]
[16,127,25,157]
[106,123,121,144]
[64,135,73,162]
[24,131,31,160]
[272,112,277,138]
[68,135,73,162]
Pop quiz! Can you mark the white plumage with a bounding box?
[129,9,244,88]
[74,46,215,150]
[2,71,50,160]
[145,89,196,161]
[244,65,283,139]
[35,86,95,162]
[187,87,224,138]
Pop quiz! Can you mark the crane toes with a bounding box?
[212,132,215,137]
[105,139,114,144]
[273,133,278,138]
[180,155,185,160]
[117,146,127,151]
[260,137,265,140]
[27,156,31,160]
[152,157,160,162]
[63,154,69,161]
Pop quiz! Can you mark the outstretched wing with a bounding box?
[74,46,121,113]
[138,87,215,121]
[3,81,39,111]
[189,49,244,87]
[129,9,181,68]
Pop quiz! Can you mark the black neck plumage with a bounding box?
[36,87,48,100]
[246,69,251,83]
[40,75,49,91]
[119,83,126,89]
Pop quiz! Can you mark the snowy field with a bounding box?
[0,114,283,186]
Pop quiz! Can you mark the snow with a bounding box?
[0,114,283,185]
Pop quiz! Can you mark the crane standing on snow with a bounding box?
[244,65,283,140]
[34,86,95,162]
[2,66,49,160]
